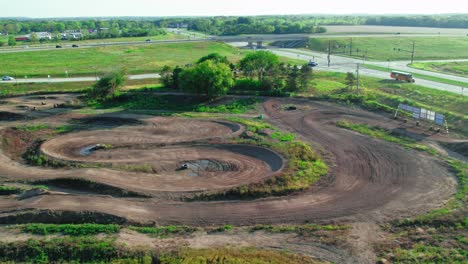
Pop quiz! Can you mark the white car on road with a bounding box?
[2,76,14,81]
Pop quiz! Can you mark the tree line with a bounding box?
[2,14,465,39]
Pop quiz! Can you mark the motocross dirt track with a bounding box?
[0,95,457,226]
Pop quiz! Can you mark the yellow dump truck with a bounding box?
[391,71,415,83]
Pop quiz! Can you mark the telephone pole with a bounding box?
[327,41,331,67]
[349,38,353,56]
[410,41,415,64]
[356,63,360,92]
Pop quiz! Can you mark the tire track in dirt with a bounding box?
[0,97,457,226]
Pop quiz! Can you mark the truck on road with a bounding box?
[391,70,415,83]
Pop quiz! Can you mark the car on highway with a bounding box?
[72,44,79,48]
[308,61,318,67]
[2,76,14,81]
[56,45,62,48]
[145,39,151,42]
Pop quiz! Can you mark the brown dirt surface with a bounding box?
[0,95,457,228]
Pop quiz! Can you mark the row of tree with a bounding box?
[161,51,314,98]
[2,14,466,38]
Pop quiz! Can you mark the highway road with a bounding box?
[267,48,467,95]
[0,32,461,54]
[0,73,160,83]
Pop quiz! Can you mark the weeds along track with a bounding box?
[0,94,457,225]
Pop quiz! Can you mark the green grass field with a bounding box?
[307,36,468,61]
[302,71,468,135]
[410,61,468,77]
[0,42,299,78]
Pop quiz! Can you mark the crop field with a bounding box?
[307,36,468,61]
[410,61,468,77]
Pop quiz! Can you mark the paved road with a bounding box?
[0,73,160,83]
[372,59,468,83]
[0,32,459,54]
[268,48,467,95]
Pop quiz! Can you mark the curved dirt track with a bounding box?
[0,95,457,225]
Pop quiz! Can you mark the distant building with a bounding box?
[15,32,52,42]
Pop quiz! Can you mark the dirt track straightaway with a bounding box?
[0,95,457,225]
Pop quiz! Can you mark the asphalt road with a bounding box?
[0,73,160,83]
[267,48,467,95]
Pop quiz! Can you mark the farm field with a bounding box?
[306,36,468,60]
[410,61,468,77]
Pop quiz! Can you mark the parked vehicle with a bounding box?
[390,70,415,83]
[2,76,14,81]
[145,39,151,42]
[72,44,79,48]
[56,45,62,48]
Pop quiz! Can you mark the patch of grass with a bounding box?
[20,223,121,236]
[250,224,350,234]
[117,163,154,173]
[271,131,296,142]
[307,36,468,61]
[0,42,246,78]
[128,225,197,238]
[362,63,468,87]
[410,61,468,77]
[303,71,467,136]
[0,237,153,263]
[0,185,23,195]
[16,124,50,132]
[91,93,260,114]
[193,118,328,200]
[159,247,320,264]
[390,244,467,263]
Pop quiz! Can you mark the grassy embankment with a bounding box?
[336,120,467,263]
[410,61,468,77]
[306,36,468,61]
[0,223,340,263]
[0,41,300,78]
[301,71,467,136]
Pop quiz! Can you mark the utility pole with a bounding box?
[349,38,353,56]
[410,41,415,64]
[327,41,331,67]
[356,63,360,92]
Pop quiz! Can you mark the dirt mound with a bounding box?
[34,178,151,198]
[0,111,24,121]
[0,210,129,225]
[441,141,468,157]
[71,116,143,126]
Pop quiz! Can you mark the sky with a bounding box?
[1,0,467,18]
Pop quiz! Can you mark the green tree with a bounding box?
[160,65,173,88]
[8,36,16,46]
[179,60,233,98]
[30,33,39,44]
[345,72,356,89]
[197,53,230,65]
[286,65,300,92]
[0,41,5,47]
[239,51,279,81]
[299,64,313,92]
[89,70,126,100]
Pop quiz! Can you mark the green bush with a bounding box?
[21,223,121,236]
